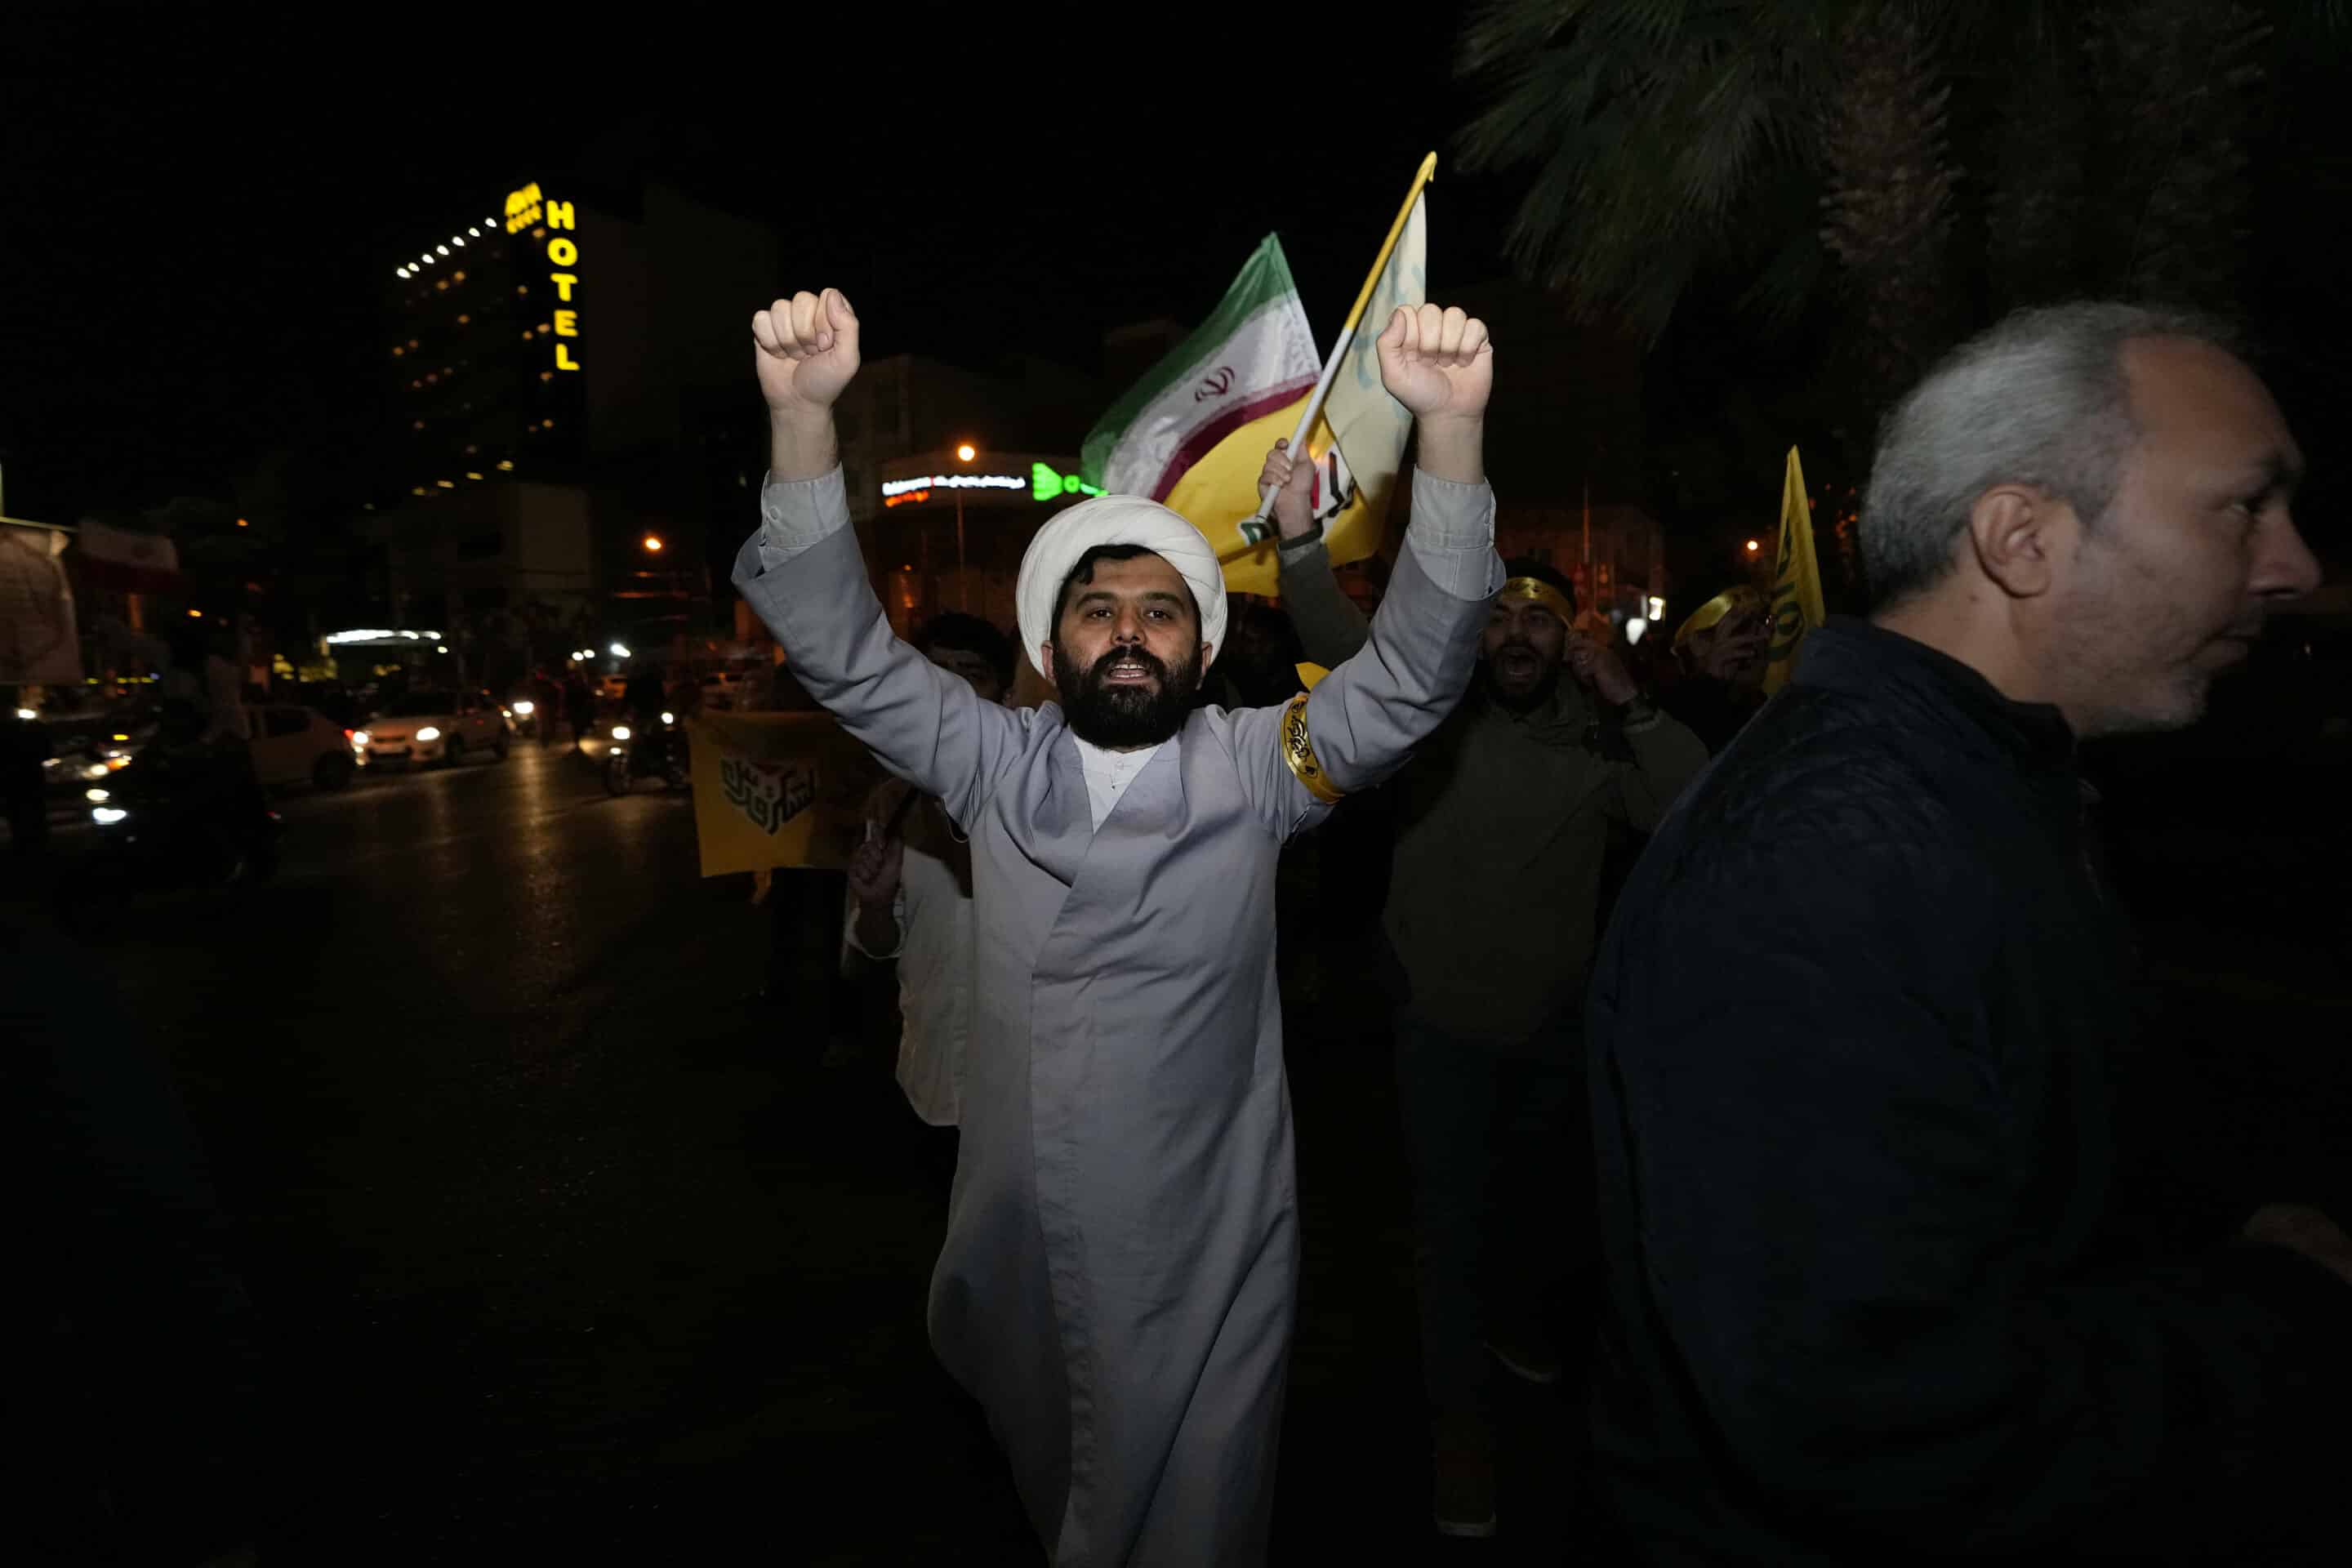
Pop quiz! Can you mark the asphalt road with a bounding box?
[16,742,1594,1565]
[12,733,2349,1565]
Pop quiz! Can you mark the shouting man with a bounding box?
[734,287,1503,1566]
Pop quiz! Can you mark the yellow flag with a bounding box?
[1165,186,1428,598]
[684,711,884,875]
[1762,447,1826,695]
[1165,399,1394,597]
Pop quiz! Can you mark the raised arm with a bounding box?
[1234,306,1503,831]
[731,289,1026,826]
[1263,443,1370,666]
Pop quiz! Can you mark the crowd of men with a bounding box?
[742,287,2349,1566]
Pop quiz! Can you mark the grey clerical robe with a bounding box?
[734,466,1500,1566]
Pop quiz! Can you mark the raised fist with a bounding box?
[752,288,862,417]
[1375,303,1492,423]
[1257,437,1321,542]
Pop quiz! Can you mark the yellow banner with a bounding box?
[1763,446,1826,695]
[1167,397,1396,598]
[684,712,884,876]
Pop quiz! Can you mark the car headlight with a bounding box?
[610,724,631,742]
[92,806,129,826]
[86,787,110,803]
[512,701,534,715]
[415,726,442,742]
[353,730,372,747]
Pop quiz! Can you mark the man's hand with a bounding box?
[754,288,861,415]
[1258,438,1321,543]
[1377,303,1492,423]
[1568,630,1638,706]
[847,826,904,908]
[754,288,860,481]
[1379,303,1490,486]
[2244,1203,2352,1290]
[1702,626,1770,682]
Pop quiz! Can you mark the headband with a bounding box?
[1496,576,1575,626]
[1673,586,1766,648]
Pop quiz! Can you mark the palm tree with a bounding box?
[1458,0,2332,596]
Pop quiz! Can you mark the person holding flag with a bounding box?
[1273,453,1707,1538]
[736,283,1503,1566]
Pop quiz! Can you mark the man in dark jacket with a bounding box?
[1588,303,2349,1563]
[1268,440,1708,1539]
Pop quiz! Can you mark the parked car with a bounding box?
[353,689,513,768]
[248,703,357,791]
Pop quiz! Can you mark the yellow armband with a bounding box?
[1280,692,1344,804]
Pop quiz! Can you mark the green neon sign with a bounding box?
[1034,461,1105,503]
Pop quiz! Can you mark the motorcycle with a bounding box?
[603,709,688,795]
[60,746,283,938]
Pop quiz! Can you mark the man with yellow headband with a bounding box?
[1271,467,1707,1540]
[1661,583,1771,752]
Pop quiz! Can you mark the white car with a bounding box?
[249,703,358,790]
[353,689,513,768]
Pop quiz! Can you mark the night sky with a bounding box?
[0,6,1515,523]
[4,4,2345,568]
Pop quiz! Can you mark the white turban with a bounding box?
[1013,495,1228,679]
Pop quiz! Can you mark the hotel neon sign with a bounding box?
[504,180,581,375]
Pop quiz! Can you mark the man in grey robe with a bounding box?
[733,285,1503,1566]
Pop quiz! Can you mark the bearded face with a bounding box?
[1045,551,1212,749]
[1052,637,1205,748]
[1481,599,1568,711]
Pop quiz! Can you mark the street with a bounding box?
[18,742,1598,1564]
[12,732,2349,1565]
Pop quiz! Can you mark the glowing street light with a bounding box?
[608,642,631,659]
[1744,538,1762,555]
[949,443,980,606]
[641,533,664,553]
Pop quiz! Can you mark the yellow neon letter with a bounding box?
[546,199,576,230]
[547,237,578,266]
[554,310,579,337]
[549,272,578,301]
[555,343,581,372]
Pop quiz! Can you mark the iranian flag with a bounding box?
[1080,234,1319,501]
[75,518,181,595]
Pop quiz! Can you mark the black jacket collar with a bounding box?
[1795,617,2078,773]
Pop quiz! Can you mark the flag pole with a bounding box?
[1248,152,1438,527]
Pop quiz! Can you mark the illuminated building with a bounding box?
[369,180,782,663]
[383,179,605,495]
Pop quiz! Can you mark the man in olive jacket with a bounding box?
[1269,442,1706,1537]
[1588,304,2352,1563]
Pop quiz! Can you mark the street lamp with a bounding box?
[1744,538,1762,555]
[641,533,664,554]
[609,642,631,659]
[951,443,978,608]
